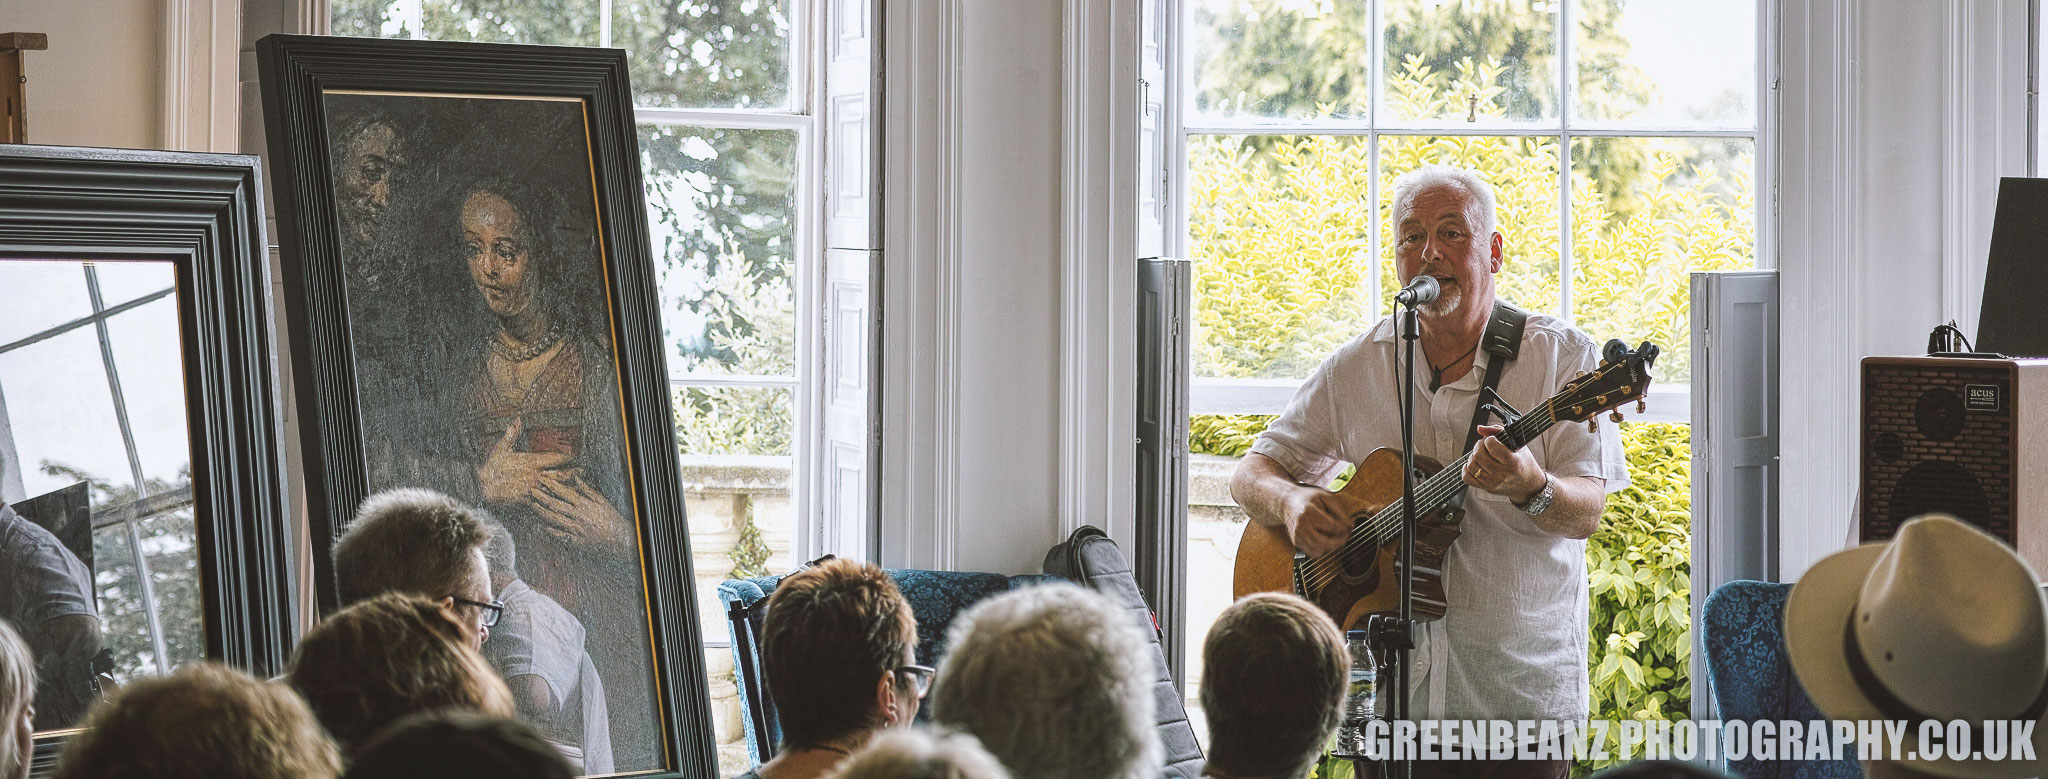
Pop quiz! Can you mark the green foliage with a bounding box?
[1190,415,1276,458]
[729,503,772,579]
[1580,422,1691,776]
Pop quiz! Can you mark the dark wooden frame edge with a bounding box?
[0,144,298,778]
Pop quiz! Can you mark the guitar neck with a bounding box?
[1354,399,1560,548]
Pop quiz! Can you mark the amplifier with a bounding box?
[1860,356,2048,571]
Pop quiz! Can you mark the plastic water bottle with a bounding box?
[1342,630,1377,752]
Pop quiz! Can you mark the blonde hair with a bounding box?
[834,729,1011,779]
[1201,593,1348,779]
[287,592,514,756]
[53,661,340,779]
[0,621,35,779]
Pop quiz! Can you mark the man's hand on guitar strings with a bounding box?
[1282,486,1354,558]
[1461,423,1547,503]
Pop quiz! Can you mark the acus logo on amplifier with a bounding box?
[1968,384,2002,412]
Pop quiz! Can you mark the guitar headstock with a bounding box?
[1552,340,1660,424]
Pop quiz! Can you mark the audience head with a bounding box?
[287,592,514,758]
[52,661,339,779]
[342,710,573,779]
[1588,761,1736,779]
[1787,514,2048,778]
[932,583,1160,779]
[761,558,920,752]
[835,729,1012,779]
[0,621,34,779]
[333,488,495,647]
[1200,593,1347,779]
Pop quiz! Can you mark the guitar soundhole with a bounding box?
[1337,546,1375,581]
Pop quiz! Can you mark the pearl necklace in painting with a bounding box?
[490,320,563,363]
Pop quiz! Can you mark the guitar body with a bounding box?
[1232,448,1465,631]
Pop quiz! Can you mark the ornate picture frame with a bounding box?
[0,145,297,777]
[258,34,713,776]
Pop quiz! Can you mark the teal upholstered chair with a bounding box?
[1701,580,1859,779]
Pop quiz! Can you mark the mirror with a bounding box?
[0,258,198,733]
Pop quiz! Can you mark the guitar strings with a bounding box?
[1296,401,1557,593]
[1294,401,1559,594]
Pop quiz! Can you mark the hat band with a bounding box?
[1843,611,2048,737]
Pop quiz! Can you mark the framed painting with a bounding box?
[0,145,297,777]
[257,35,713,776]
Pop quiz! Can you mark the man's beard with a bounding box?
[1417,281,1464,318]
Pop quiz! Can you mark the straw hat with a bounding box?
[1785,514,2048,778]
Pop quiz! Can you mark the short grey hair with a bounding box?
[932,583,1160,779]
[1389,164,1499,238]
[333,488,490,606]
[836,729,1012,779]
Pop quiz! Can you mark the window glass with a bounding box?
[1187,0,1369,120]
[1571,136,1756,384]
[421,0,601,45]
[0,262,91,347]
[1572,0,1757,127]
[614,0,795,110]
[640,125,800,377]
[1381,0,1559,124]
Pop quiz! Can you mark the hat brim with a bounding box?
[1785,543,2048,779]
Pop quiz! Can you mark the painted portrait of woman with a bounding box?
[319,93,665,773]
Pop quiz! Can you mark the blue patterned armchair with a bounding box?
[716,569,1065,765]
[1701,580,1860,779]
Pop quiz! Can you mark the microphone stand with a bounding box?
[1356,297,1422,779]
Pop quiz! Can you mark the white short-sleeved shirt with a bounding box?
[1249,311,1629,721]
[487,578,614,774]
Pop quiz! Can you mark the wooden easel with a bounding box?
[1,32,49,143]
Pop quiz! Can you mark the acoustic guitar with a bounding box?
[1231,339,1660,631]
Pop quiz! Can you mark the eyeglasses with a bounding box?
[450,596,505,629]
[895,664,935,699]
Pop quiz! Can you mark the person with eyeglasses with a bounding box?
[333,488,499,650]
[479,519,612,774]
[738,558,922,779]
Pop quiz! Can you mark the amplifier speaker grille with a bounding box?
[1860,360,2015,545]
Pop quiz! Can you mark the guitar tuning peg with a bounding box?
[1636,399,1647,414]
[1609,410,1625,423]
[1587,418,1598,433]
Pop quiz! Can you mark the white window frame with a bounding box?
[329,0,842,631]
[1165,0,1779,426]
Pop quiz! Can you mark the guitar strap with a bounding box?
[1463,300,1528,453]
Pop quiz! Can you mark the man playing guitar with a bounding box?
[1228,165,1630,779]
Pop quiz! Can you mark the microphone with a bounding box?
[1394,275,1440,307]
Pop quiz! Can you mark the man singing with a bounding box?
[1228,165,1630,779]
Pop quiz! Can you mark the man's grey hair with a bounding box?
[835,729,1012,779]
[333,488,490,606]
[1389,164,1499,238]
[932,583,1161,779]
[480,518,517,579]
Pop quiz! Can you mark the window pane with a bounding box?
[1187,0,1369,120]
[1573,0,1757,127]
[1382,0,1559,124]
[93,523,159,680]
[1379,135,1561,316]
[614,0,794,110]
[91,261,176,311]
[1187,134,1375,381]
[641,125,800,377]
[421,0,601,45]
[0,262,91,347]
[1570,137,1755,385]
[330,0,417,38]
[137,506,203,670]
[0,329,129,500]
[105,297,193,488]
[674,384,796,773]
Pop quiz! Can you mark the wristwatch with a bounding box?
[1515,474,1555,516]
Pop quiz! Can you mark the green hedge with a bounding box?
[1192,416,1690,778]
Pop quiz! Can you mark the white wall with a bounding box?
[3,0,164,149]
[1777,0,2031,579]
[878,0,1140,574]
